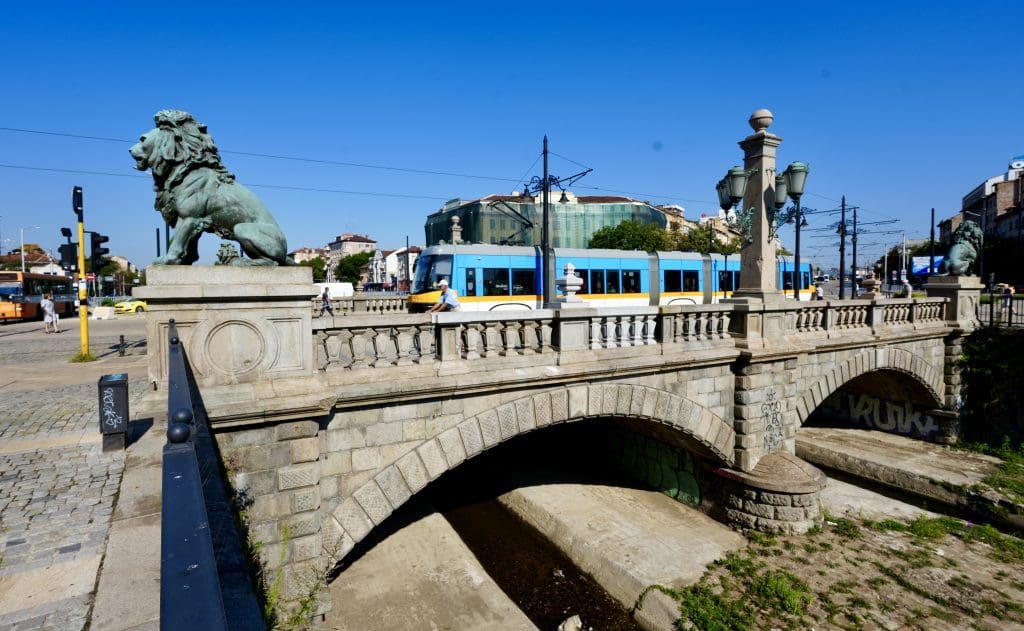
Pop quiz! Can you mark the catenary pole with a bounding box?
[838,196,847,300]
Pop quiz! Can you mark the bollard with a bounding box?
[98,373,129,451]
[119,334,126,356]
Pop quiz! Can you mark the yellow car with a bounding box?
[114,299,148,314]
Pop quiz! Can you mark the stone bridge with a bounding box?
[136,267,980,618]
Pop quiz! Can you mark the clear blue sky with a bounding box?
[2,1,1021,271]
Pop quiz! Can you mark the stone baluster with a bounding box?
[372,328,395,367]
[603,317,618,348]
[463,323,484,360]
[590,317,604,350]
[644,314,657,345]
[482,322,502,358]
[617,316,632,347]
[502,320,522,356]
[520,319,539,354]
[415,325,435,363]
[538,318,554,353]
[394,326,416,366]
[349,327,373,369]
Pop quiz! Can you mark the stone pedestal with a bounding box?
[712,452,825,534]
[135,266,318,388]
[923,275,982,330]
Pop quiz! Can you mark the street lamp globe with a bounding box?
[725,166,748,204]
[716,178,732,211]
[783,161,809,200]
[774,174,788,210]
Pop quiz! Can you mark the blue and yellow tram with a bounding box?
[408,244,813,312]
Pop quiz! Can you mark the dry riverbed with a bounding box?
[660,513,1024,630]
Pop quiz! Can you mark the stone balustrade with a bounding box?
[312,294,408,316]
[311,299,954,372]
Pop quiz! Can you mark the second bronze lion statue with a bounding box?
[130,110,291,266]
[938,220,983,276]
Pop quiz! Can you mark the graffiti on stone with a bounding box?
[816,391,938,438]
[762,388,784,453]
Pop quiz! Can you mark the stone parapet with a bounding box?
[136,266,318,388]
[923,275,982,330]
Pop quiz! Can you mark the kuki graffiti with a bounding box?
[813,391,938,439]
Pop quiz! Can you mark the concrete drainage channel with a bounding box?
[327,421,745,631]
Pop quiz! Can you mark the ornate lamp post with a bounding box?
[715,110,808,302]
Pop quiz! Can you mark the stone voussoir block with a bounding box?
[532,392,553,427]
[395,450,429,493]
[352,481,392,525]
[515,397,537,433]
[437,427,468,467]
[333,497,373,542]
[375,465,412,509]
[458,419,485,457]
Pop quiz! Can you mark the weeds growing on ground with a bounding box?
[668,512,1024,630]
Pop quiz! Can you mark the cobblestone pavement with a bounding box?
[0,317,149,630]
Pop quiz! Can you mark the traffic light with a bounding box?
[59,243,78,271]
[90,233,110,270]
[72,186,83,221]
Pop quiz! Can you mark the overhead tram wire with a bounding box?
[0,125,713,207]
[0,126,520,184]
[0,163,449,201]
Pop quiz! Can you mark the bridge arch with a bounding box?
[795,346,944,426]
[321,382,734,562]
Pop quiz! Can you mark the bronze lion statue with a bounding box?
[130,110,291,266]
[938,219,983,276]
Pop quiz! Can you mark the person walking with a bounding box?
[41,292,60,333]
[814,284,824,301]
[319,287,334,317]
[426,279,460,313]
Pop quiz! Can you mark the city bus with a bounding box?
[0,272,76,322]
[407,244,813,312]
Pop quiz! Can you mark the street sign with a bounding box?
[86,272,96,281]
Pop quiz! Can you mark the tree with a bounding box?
[10,242,45,255]
[334,251,372,284]
[671,222,719,254]
[588,221,671,251]
[299,256,327,282]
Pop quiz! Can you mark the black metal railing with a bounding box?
[161,320,264,630]
[980,294,1023,328]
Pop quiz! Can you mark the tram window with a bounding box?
[482,268,510,296]
[578,271,589,294]
[464,268,476,297]
[664,270,682,292]
[590,270,605,294]
[718,271,737,292]
[511,269,535,296]
[683,270,699,292]
[622,269,641,293]
[605,270,620,294]
[801,272,810,290]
